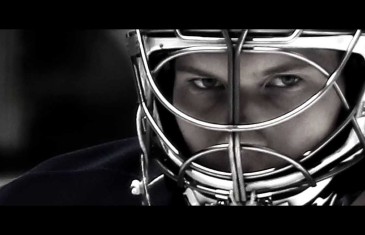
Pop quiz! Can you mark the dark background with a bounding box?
[0,30,137,179]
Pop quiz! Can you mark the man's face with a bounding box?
[172,50,345,172]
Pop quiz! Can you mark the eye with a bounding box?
[266,75,302,88]
[191,78,224,90]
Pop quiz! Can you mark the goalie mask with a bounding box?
[127,29,365,206]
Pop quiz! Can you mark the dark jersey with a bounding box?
[0,137,148,205]
[0,136,364,206]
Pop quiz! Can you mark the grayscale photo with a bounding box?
[0,29,364,206]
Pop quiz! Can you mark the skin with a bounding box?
[172,50,345,173]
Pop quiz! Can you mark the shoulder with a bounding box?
[27,137,142,174]
[0,137,143,205]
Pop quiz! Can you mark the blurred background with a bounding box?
[0,30,137,186]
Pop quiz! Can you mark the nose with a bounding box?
[220,130,267,147]
[235,88,272,125]
[223,87,269,146]
[220,92,268,145]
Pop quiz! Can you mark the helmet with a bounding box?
[127,29,365,206]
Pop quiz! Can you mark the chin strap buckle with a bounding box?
[130,179,144,196]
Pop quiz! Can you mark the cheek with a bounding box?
[267,89,343,157]
[174,86,229,152]
[173,84,227,123]
[176,119,224,153]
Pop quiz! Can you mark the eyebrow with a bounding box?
[176,60,317,80]
[175,64,221,79]
[260,62,314,77]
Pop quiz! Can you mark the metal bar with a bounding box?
[231,29,249,203]
[137,29,361,132]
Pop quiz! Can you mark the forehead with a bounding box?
[175,49,341,75]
